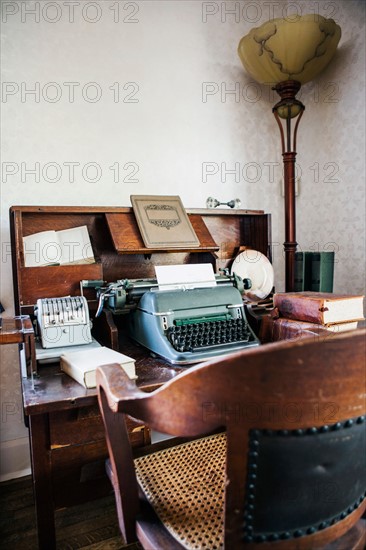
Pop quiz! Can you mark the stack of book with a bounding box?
[261,292,364,342]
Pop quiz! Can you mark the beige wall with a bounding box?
[1,0,365,479]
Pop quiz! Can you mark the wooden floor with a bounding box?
[0,475,142,550]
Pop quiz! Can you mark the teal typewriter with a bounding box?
[83,253,273,365]
[128,283,258,364]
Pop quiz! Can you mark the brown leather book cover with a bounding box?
[260,316,359,344]
[273,292,364,325]
[259,315,328,343]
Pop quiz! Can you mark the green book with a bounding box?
[294,251,312,291]
[310,251,335,292]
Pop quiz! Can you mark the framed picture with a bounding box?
[130,195,200,248]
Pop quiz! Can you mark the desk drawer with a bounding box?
[49,405,105,446]
[49,405,150,447]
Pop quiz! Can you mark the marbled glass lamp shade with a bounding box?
[238,15,341,291]
[238,14,341,85]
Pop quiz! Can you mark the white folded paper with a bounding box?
[155,263,216,291]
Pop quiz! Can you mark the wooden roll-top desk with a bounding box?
[9,205,271,548]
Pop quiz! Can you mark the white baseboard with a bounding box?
[0,438,31,482]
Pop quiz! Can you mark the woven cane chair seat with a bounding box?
[134,433,226,550]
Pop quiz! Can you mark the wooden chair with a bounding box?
[97,330,366,549]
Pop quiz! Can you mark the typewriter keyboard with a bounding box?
[166,317,254,353]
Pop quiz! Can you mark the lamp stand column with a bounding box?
[272,80,304,293]
[283,151,297,292]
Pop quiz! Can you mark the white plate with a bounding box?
[230,249,274,301]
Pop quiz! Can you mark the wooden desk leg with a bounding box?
[28,413,56,550]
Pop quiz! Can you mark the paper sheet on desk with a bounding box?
[155,263,217,290]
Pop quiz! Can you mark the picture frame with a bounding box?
[130,195,200,249]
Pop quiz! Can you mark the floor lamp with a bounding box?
[238,15,341,291]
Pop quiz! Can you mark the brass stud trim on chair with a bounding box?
[243,416,366,543]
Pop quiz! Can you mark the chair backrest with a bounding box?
[97,329,366,548]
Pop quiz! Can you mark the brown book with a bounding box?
[273,292,364,325]
[260,316,360,343]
